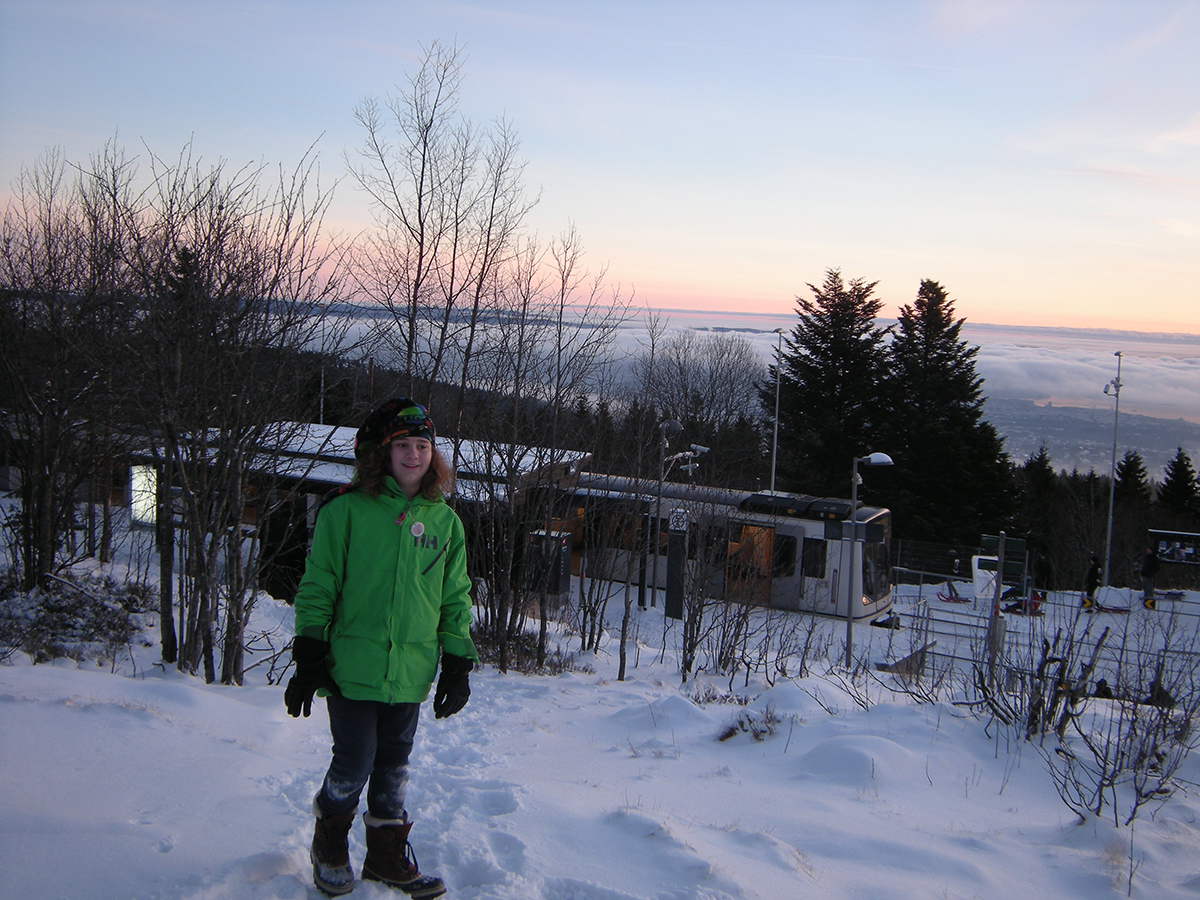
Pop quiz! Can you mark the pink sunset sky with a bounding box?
[1,0,1197,333]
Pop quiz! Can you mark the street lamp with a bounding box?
[770,328,785,493]
[671,443,708,483]
[644,419,682,608]
[1102,351,1123,588]
[844,451,893,669]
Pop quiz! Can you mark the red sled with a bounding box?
[937,582,971,604]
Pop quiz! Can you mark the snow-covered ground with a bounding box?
[5,566,1200,900]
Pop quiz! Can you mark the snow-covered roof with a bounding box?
[257,421,590,497]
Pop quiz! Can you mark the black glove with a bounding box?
[285,635,332,718]
[433,653,473,719]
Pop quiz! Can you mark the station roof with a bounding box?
[257,422,591,498]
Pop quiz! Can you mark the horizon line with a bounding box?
[636,307,1200,341]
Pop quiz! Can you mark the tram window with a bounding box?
[773,533,797,578]
[863,542,890,602]
[599,512,640,550]
[698,525,727,567]
[801,537,826,578]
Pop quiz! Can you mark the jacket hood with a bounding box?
[381,475,443,505]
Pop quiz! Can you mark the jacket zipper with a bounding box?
[421,544,448,576]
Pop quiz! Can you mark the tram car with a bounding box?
[571,473,893,621]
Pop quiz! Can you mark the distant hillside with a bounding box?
[982,397,1200,477]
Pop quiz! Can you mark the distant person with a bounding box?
[285,398,476,898]
[1144,678,1175,709]
[1140,547,1160,610]
[937,580,968,603]
[1082,555,1101,610]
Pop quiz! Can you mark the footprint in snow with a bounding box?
[486,829,526,871]
[412,774,521,820]
[430,743,487,768]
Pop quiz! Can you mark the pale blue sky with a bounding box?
[2,0,1197,331]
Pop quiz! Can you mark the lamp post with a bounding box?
[646,419,682,608]
[657,440,707,570]
[673,443,708,483]
[770,328,785,493]
[844,451,893,669]
[1102,351,1123,588]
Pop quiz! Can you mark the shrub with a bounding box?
[0,572,155,666]
[472,627,595,676]
[717,704,784,742]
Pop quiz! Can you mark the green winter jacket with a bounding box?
[293,477,478,704]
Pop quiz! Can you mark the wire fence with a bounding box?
[888,564,1200,699]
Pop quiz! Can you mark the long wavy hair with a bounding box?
[355,441,453,501]
[356,441,455,500]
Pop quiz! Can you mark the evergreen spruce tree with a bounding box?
[1115,450,1153,506]
[592,398,616,474]
[772,269,889,497]
[1060,467,1106,589]
[615,398,657,479]
[1157,447,1200,528]
[874,279,1013,545]
[1110,450,1153,586]
[696,413,766,490]
[568,394,595,448]
[1013,445,1063,588]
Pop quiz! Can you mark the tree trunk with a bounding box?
[157,458,178,663]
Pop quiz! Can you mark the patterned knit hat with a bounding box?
[354,398,435,459]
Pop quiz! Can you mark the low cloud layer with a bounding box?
[972,344,1199,423]
[632,311,1200,424]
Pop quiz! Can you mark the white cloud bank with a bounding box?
[620,310,1200,424]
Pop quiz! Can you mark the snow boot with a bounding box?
[361,813,446,899]
[311,800,356,896]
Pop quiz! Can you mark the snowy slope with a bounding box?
[5,591,1200,900]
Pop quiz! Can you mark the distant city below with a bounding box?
[980,398,1200,478]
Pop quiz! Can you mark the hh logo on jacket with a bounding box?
[415,533,447,576]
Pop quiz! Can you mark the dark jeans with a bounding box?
[315,693,420,820]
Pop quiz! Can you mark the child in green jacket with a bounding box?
[285,398,478,898]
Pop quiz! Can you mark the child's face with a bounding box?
[389,437,433,497]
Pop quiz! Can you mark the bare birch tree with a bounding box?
[0,145,142,590]
[348,41,534,418]
[122,144,348,683]
[642,331,763,434]
[454,231,631,670]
